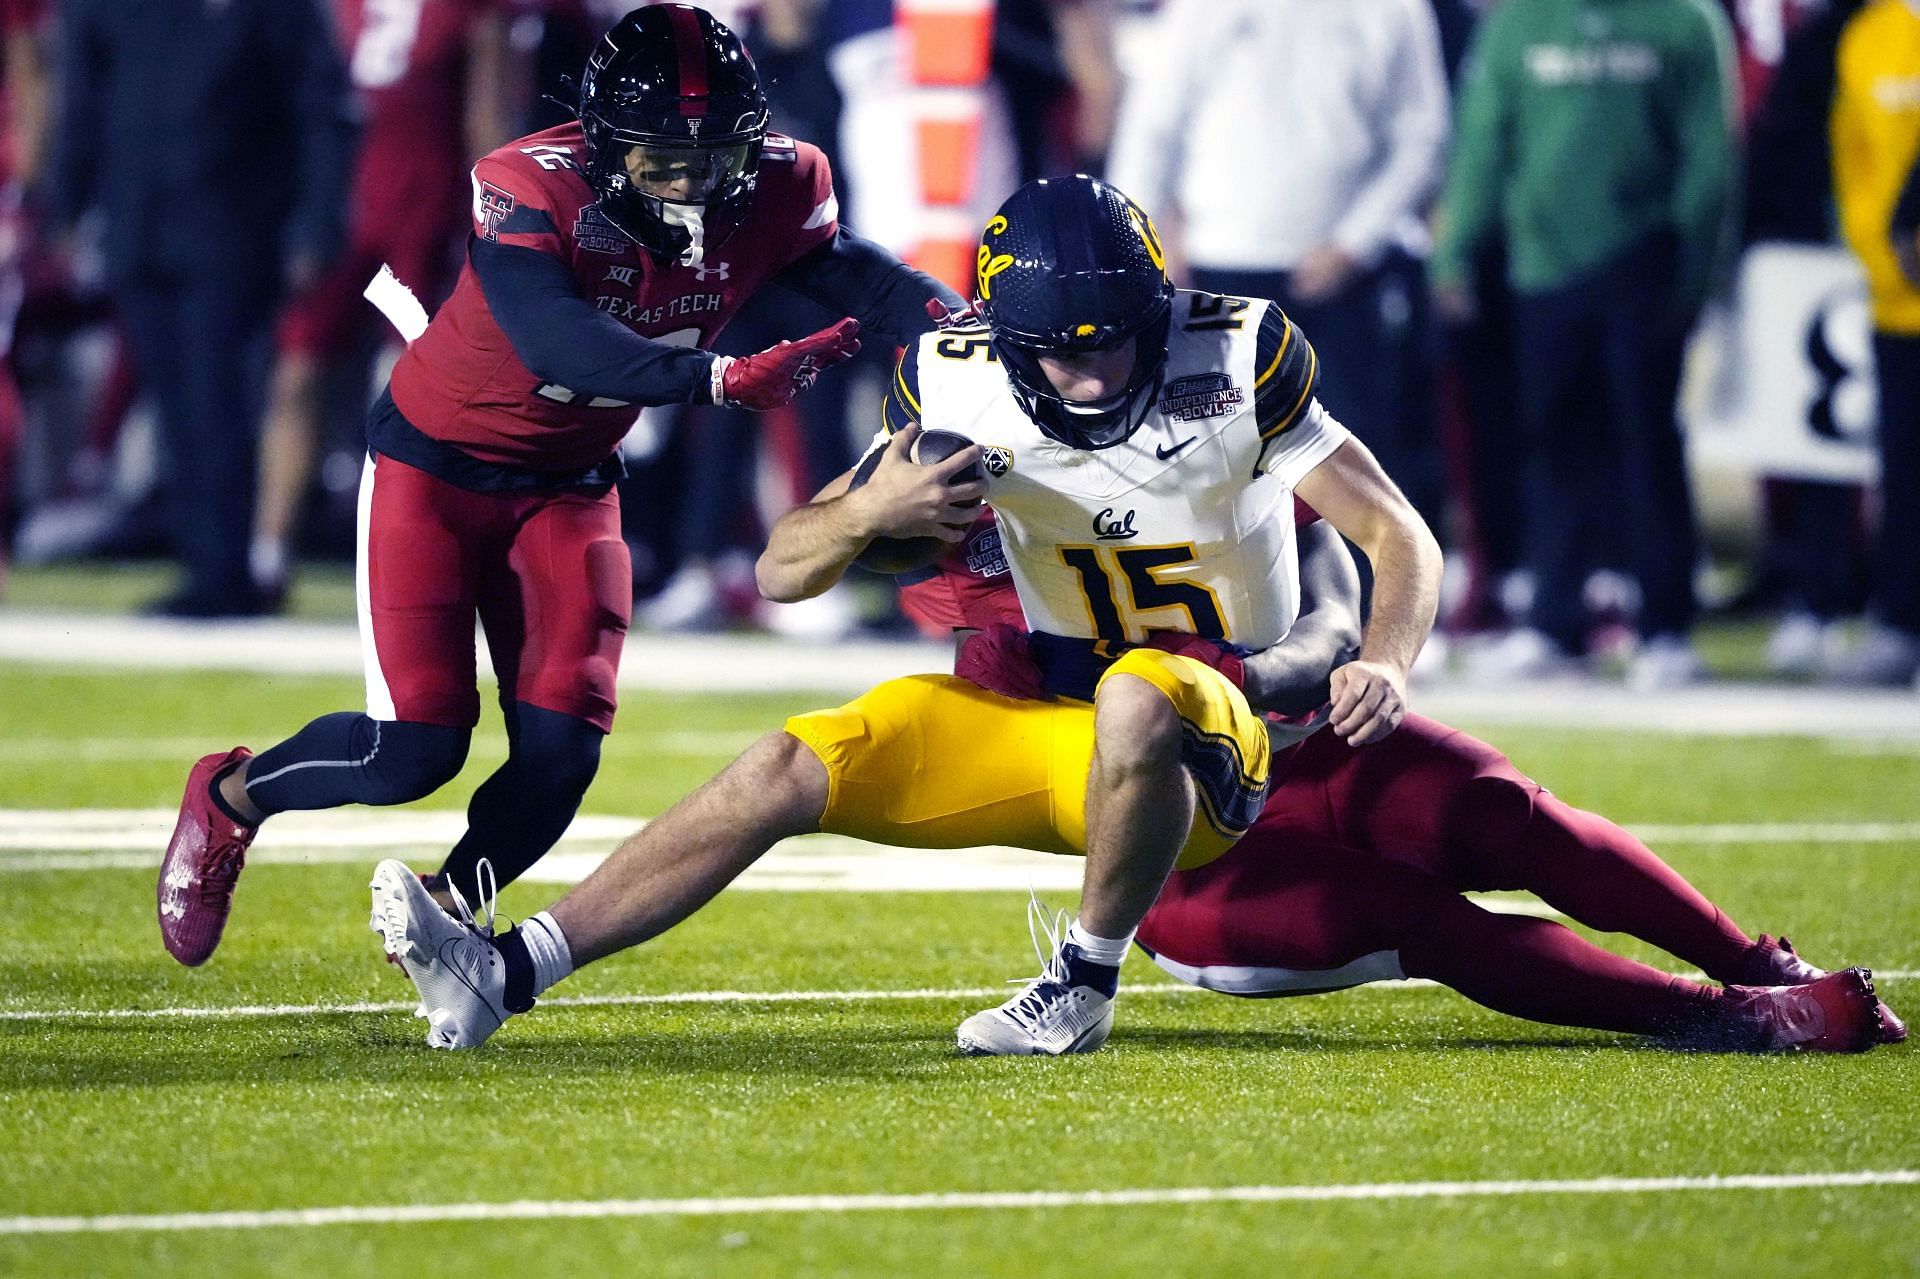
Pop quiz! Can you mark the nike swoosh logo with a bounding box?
[1156,436,1197,461]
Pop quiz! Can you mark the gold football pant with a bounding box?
[782,649,1270,869]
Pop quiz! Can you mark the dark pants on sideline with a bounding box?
[1191,255,1444,532]
[1511,236,1699,651]
[1873,330,1920,636]
[117,271,277,602]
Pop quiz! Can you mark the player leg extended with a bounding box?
[1137,835,1890,1054]
[955,647,1271,1056]
[157,453,490,966]
[1299,715,1905,1041]
[371,672,1099,1049]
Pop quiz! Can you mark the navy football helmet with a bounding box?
[974,176,1174,449]
[578,5,770,266]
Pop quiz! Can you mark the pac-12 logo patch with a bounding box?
[981,444,1013,477]
[573,204,629,254]
[477,182,516,242]
[1159,372,1244,423]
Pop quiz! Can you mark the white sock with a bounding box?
[1066,919,1132,967]
[521,911,575,997]
[249,538,287,587]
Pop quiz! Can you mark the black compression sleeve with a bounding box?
[470,237,717,407]
[773,227,964,345]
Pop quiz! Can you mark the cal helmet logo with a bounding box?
[476,182,516,242]
[981,444,1013,477]
[1128,204,1167,273]
[977,214,1014,299]
[1160,372,1245,422]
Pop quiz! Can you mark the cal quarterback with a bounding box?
[368,176,1443,1056]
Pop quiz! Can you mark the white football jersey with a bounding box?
[886,290,1349,648]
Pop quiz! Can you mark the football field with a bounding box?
[1,642,1917,1277]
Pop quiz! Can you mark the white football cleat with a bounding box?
[957,898,1116,1057]
[369,859,513,1050]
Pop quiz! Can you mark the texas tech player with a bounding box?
[156,4,961,967]
[914,500,1902,1051]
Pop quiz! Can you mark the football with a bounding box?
[848,429,985,573]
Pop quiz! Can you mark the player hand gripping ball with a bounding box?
[845,425,987,572]
[712,317,862,410]
[956,623,1048,701]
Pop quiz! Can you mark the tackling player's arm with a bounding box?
[756,348,984,602]
[1239,518,1362,716]
[774,226,965,344]
[1254,305,1442,744]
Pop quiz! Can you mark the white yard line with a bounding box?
[4,971,1913,1024]
[3,1170,1914,1235]
[3,611,1918,737]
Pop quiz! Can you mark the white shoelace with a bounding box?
[442,857,502,939]
[1000,891,1076,1030]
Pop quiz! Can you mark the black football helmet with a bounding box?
[578,5,770,266]
[974,176,1175,450]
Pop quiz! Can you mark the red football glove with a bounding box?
[1142,630,1246,690]
[955,623,1048,701]
[714,317,861,410]
[925,296,984,330]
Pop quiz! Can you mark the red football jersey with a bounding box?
[389,122,839,470]
[900,501,1322,634]
[341,0,498,170]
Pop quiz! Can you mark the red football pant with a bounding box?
[1137,836,1720,1037]
[357,453,631,731]
[1263,714,1756,982]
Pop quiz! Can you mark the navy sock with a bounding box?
[496,927,537,1014]
[205,761,253,828]
[1062,943,1120,998]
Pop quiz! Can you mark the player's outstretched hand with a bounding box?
[1328,659,1407,746]
[716,317,862,410]
[850,424,987,542]
[1141,630,1246,691]
[956,623,1047,701]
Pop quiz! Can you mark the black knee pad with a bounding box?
[361,720,470,806]
[506,703,604,801]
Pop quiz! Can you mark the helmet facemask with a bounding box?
[993,303,1173,450]
[581,118,764,267]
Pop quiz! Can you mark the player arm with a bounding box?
[773,226,964,345]
[1429,6,1516,297]
[756,347,983,601]
[277,0,357,278]
[471,237,720,406]
[1240,519,1362,716]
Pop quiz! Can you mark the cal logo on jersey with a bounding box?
[1160,373,1244,423]
[573,204,628,254]
[477,182,516,242]
[981,444,1014,477]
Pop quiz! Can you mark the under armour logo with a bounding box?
[694,261,731,281]
[604,265,636,286]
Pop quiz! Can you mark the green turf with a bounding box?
[0,661,1915,1276]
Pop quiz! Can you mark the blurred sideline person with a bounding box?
[156,5,958,968]
[50,0,357,617]
[1110,0,1452,533]
[368,175,1443,1056]
[1433,0,1738,688]
[0,0,47,601]
[1829,0,1920,686]
[250,0,529,609]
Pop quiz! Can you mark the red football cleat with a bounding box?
[1877,1000,1908,1044]
[157,747,258,966]
[1739,934,1826,986]
[1723,968,1887,1053]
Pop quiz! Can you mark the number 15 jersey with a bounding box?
[879,292,1349,649]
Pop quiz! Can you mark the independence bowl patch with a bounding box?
[1159,372,1244,422]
